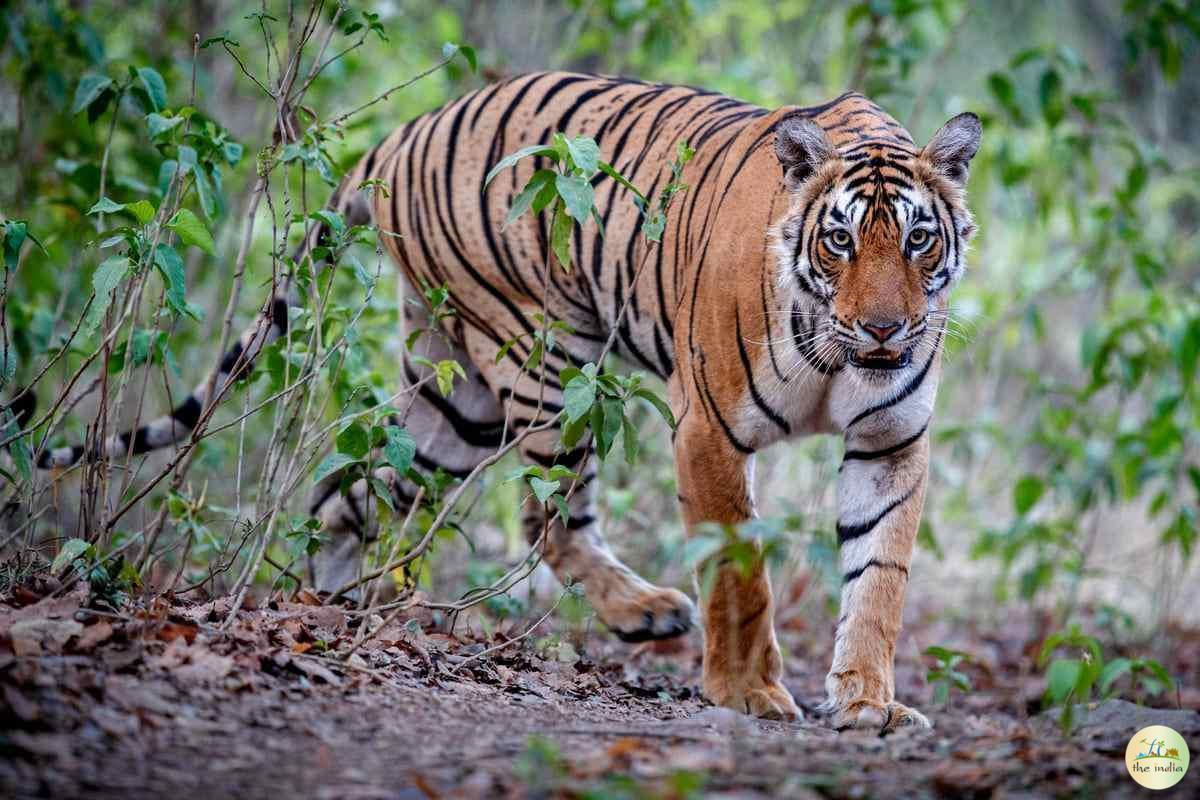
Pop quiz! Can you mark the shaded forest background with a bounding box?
[1,0,1199,741]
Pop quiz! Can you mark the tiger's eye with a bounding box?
[908,229,929,248]
[829,230,851,248]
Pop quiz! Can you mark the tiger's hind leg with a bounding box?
[463,324,696,642]
[307,310,506,597]
[513,427,695,641]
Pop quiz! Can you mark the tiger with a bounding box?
[34,70,980,731]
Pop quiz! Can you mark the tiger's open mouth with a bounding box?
[849,347,912,371]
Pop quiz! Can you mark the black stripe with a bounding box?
[734,309,789,434]
[843,420,928,462]
[836,484,917,544]
[843,559,909,583]
[565,514,595,530]
[171,395,203,429]
[696,354,754,454]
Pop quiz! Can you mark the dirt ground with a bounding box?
[2,580,1199,799]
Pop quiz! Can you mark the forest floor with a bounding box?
[2,577,1199,799]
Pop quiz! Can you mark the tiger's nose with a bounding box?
[860,320,903,343]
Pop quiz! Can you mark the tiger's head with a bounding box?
[771,109,981,381]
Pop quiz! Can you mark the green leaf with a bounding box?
[313,452,359,485]
[383,426,416,474]
[3,221,27,273]
[87,197,125,215]
[146,112,184,138]
[562,375,595,423]
[126,199,156,225]
[529,476,560,504]
[1045,658,1082,705]
[598,161,647,205]
[1038,68,1064,128]
[504,169,556,230]
[137,66,167,112]
[168,208,215,255]
[622,413,639,466]
[1013,474,1046,515]
[633,387,676,428]
[565,137,600,174]
[555,174,594,224]
[550,203,573,270]
[1099,658,1132,695]
[336,423,370,459]
[552,495,570,524]
[560,414,589,449]
[442,41,477,72]
[83,256,132,337]
[72,74,112,114]
[52,538,93,574]
[153,244,201,320]
[484,144,559,186]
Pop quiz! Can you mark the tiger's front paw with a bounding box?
[829,699,930,733]
[822,670,930,733]
[705,674,802,722]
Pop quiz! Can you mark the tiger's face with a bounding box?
[772,111,981,381]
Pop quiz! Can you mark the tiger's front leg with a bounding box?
[674,412,801,721]
[822,427,932,732]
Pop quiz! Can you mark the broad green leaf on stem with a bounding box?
[598,398,623,458]
[555,174,594,224]
[153,244,201,320]
[52,538,93,574]
[590,403,608,459]
[168,208,215,255]
[1099,657,1132,695]
[193,165,217,220]
[336,423,370,459]
[633,387,676,428]
[562,375,595,423]
[383,426,416,474]
[147,112,184,138]
[442,41,477,72]
[598,162,647,205]
[3,222,28,272]
[622,413,639,465]
[565,137,600,174]
[126,199,156,225]
[529,476,560,504]
[346,253,375,290]
[72,74,112,114]
[504,169,556,230]
[484,144,559,187]
[83,256,132,337]
[551,204,573,270]
[435,359,467,396]
[313,452,359,485]
[87,197,125,215]
[137,67,167,112]
[1045,658,1082,704]
[560,414,589,449]
[552,495,570,524]
[1013,474,1046,515]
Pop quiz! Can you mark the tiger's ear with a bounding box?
[774,113,836,191]
[923,112,982,187]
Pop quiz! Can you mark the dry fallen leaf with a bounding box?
[156,621,199,644]
[10,617,84,656]
[72,620,115,653]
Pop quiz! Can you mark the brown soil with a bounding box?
[2,584,1198,799]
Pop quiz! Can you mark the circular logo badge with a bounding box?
[1125,725,1190,790]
